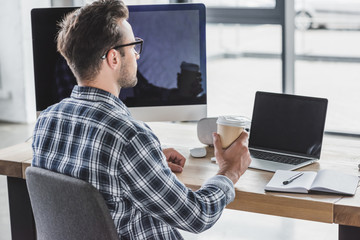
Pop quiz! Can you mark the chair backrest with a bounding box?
[25,167,119,240]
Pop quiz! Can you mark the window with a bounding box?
[193,0,288,119]
[295,0,360,134]
[207,24,282,118]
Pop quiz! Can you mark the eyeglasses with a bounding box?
[101,37,143,59]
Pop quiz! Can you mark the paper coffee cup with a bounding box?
[216,116,250,149]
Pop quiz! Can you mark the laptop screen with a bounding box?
[249,91,328,158]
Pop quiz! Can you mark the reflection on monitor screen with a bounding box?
[31,4,207,121]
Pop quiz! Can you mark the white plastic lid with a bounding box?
[216,115,250,128]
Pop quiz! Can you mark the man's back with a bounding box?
[32,86,183,238]
[32,86,235,239]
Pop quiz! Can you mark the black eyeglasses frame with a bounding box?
[101,37,143,59]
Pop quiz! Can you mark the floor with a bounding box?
[0,122,339,240]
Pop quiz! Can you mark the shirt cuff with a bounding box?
[203,175,235,205]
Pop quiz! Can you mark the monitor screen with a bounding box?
[31,4,207,121]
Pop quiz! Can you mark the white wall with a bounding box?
[0,0,51,123]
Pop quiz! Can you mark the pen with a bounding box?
[283,172,304,185]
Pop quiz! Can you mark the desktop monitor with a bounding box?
[31,4,207,121]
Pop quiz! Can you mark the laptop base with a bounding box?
[249,158,318,172]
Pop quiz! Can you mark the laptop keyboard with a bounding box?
[250,149,311,165]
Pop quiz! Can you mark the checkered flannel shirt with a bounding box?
[32,85,235,239]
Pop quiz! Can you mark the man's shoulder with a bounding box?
[36,98,155,140]
[114,115,153,138]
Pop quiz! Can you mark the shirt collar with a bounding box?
[70,85,131,116]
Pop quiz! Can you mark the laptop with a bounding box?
[248,91,328,172]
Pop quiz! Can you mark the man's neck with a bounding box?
[79,76,120,97]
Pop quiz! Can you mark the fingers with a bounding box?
[213,132,226,164]
[238,130,249,145]
[172,155,186,168]
[168,162,183,173]
[163,148,177,160]
[212,133,221,156]
[212,132,222,150]
[163,148,186,168]
[227,131,249,152]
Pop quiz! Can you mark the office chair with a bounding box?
[25,167,119,240]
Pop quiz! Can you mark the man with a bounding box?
[32,0,252,239]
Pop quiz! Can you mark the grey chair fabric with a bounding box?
[25,167,119,240]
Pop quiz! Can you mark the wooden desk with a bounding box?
[0,141,35,240]
[1,122,360,240]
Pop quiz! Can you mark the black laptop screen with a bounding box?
[249,91,328,158]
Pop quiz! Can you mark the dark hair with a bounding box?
[57,0,129,81]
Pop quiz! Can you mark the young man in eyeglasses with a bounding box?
[32,0,251,239]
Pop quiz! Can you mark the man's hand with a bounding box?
[213,131,252,184]
[163,148,186,173]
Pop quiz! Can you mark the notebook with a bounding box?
[248,91,328,172]
[264,170,359,195]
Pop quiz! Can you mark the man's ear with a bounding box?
[106,49,121,69]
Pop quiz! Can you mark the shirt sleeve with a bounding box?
[202,175,235,205]
[119,132,235,234]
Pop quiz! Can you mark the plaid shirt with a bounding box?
[32,86,235,239]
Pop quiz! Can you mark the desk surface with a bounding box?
[0,122,359,227]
